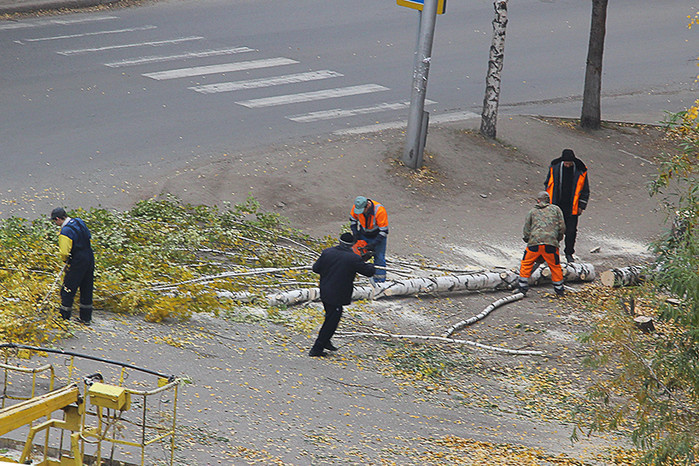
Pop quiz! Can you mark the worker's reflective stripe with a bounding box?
[571,172,587,215]
[546,167,554,202]
[351,202,388,235]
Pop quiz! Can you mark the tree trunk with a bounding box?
[265,264,595,307]
[600,266,645,287]
[536,262,597,283]
[480,1,508,139]
[580,0,608,130]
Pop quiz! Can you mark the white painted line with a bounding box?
[236,84,389,108]
[334,120,406,135]
[618,149,654,165]
[23,25,158,42]
[189,70,343,94]
[431,111,480,123]
[0,15,118,30]
[287,99,436,122]
[57,36,204,56]
[333,110,479,135]
[143,57,298,80]
[104,47,255,68]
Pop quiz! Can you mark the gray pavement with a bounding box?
[0,0,117,15]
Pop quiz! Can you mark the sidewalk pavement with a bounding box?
[0,0,117,15]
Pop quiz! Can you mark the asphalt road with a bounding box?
[1,0,696,218]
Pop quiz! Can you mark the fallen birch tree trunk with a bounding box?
[337,331,542,356]
[536,262,596,284]
[600,265,645,287]
[442,293,524,338]
[264,264,595,307]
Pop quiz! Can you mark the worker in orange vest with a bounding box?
[545,149,589,263]
[350,196,388,282]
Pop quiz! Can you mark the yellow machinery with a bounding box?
[0,344,179,466]
[0,383,84,465]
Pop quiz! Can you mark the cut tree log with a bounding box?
[600,266,645,287]
[538,262,597,283]
[265,264,595,307]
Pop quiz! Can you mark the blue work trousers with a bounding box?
[358,235,386,282]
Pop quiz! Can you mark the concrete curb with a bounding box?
[0,0,119,15]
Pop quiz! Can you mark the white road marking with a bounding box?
[23,25,158,42]
[0,15,118,30]
[618,149,654,165]
[104,47,255,68]
[236,84,389,108]
[333,111,479,134]
[189,70,343,94]
[57,36,204,56]
[142,57,299,80]
[287,99,436,122]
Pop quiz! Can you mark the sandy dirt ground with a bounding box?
[132,114,667,271]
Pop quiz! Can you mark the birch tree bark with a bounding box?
[537,262,597,283]
[580,0,608,130]
[443,293,524,338]
[600,266,645,287]
[265,264,595,307]
[480,0,508,139]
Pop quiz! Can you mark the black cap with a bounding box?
[339,232,355,246]
[50,207,66,220]
[561,149,576,161]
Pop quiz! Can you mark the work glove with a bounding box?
[361,251,374,262]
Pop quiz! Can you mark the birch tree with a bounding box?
[480,0,508,139]
[580,0,608,130]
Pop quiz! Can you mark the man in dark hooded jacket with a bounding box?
[545,149,590,263]
[309,233,375,357]
[51,207,95,324]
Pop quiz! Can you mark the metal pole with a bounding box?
[418,110,429,160]
[402,0,439,169]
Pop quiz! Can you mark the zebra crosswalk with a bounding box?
[7,13,441,128]
[189,70,343,94]
[236,84,390,109]
[142,58,299,80]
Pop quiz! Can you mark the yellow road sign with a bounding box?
[397,0,446,15]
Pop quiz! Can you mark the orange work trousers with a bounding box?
[518,244,564,290]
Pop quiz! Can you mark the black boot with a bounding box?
[59,306,72,320]
[309,348,327,357]
[79,304,93,325]
[324,341,338,351]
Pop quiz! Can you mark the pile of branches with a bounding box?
[0,195,327,344]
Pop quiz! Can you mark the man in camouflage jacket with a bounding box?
[518,191,566,297]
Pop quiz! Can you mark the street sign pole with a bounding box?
[402,0,439,169]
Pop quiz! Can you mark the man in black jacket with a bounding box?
[545,149,590,263]
[309,233,376,357]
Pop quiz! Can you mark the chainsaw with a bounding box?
[351,239,374,261]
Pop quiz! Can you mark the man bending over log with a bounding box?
[518,191,566,297]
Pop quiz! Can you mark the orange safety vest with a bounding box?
[350,200,389,238]
[546,167,588,216]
